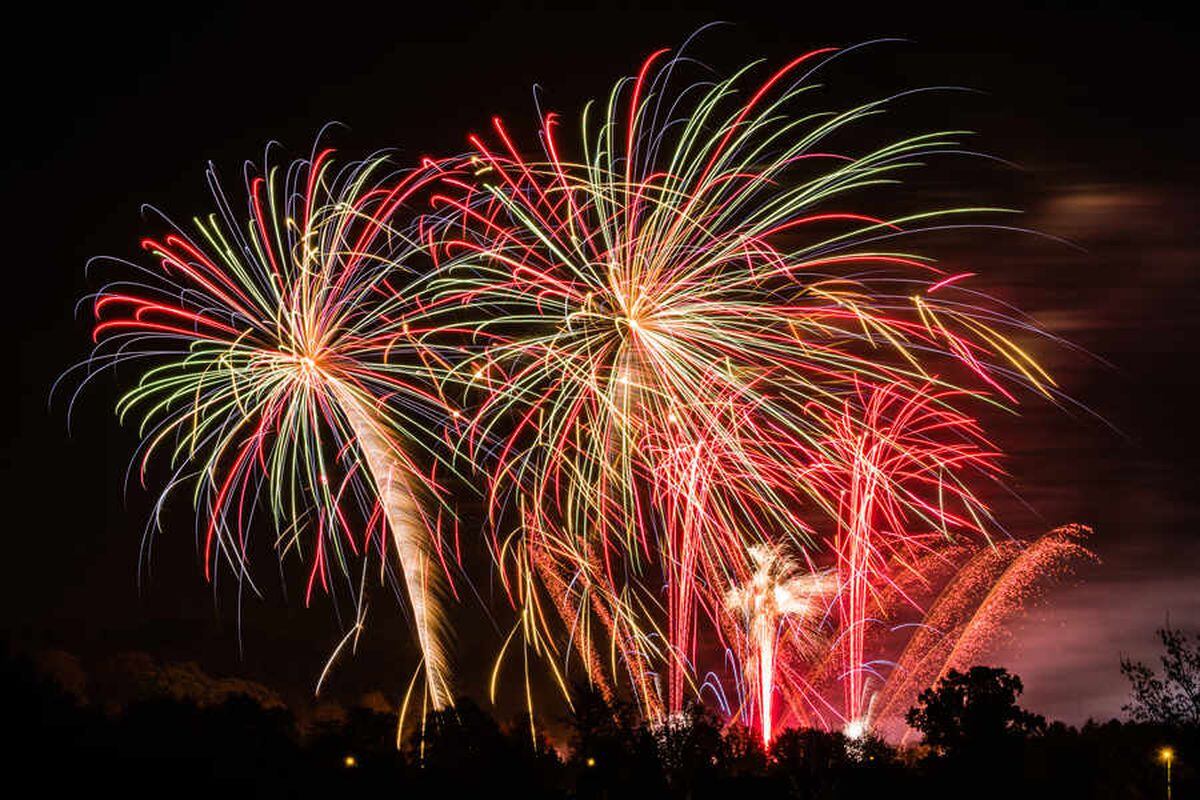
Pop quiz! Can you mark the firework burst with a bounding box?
[423,43,1068,734]
[77,145,459,708]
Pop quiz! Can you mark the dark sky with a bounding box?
[2,1,1197,724]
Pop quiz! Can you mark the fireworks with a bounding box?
[423,44,1080,741]
[803,381,1003,730]
[79,147,459,709]
[726,546,835,746]
[71,40,1092,744]
[869,523,1096,740]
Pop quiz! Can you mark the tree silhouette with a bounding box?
[566,683,664,799]
[652,703,726,796]
[717,723,767,778]
[1122,626,1200,727]
[906,666,1045,758]
[408,698,562,797]
[770,726,848,795]
[10,640,1199,797]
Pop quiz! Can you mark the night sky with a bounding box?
[3,1,1197,725]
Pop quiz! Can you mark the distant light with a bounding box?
[585,756,596,767]
[343,755,358,768]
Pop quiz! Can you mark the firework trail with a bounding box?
[870,524,1095,739]
[937,525,1093,676]
[802,381,1002,730]
[77,146,458,709]
[423,42,1064,730]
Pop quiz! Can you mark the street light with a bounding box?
[1159,747,1174,800]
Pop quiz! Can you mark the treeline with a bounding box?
[5,643,1195,799]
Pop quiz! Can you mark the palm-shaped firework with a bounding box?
[79,146,458,709]
[726,545,835,746]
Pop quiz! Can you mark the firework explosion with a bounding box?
[76,147,460,710]
[72,41,1092,745]
[424,44,1085,743]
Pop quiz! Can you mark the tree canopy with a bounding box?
[905,666,1046,757]
[1122,626,1200,727]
